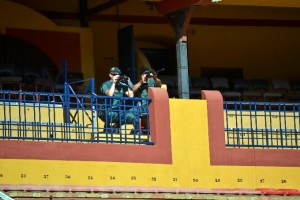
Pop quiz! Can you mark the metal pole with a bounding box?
[176,37,189,99]
[172,8,193,99]
[90,78,97,135]
[63,59,70,123]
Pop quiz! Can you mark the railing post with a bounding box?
[63,59,70,123]
[90,78,95,94]
[90,78,97,136]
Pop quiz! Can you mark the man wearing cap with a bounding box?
[133,67,162,106]
[98,67,138,132]
[132,67,162,133]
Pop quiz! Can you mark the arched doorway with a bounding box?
[0,34,58,88]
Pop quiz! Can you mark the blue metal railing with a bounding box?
[0,191,14,200]
[0,90,153,145]
[224,101,300,149]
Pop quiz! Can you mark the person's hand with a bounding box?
[150,72,158,79]
[140,74,147,84]
[112,74,120,84]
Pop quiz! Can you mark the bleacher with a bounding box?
[159,75,300,101]
[1,60,299,102]
[0,62,89,95]
[1,62,299,147]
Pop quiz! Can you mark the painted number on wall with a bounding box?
[260,179,265,183]
[65,175,71,179]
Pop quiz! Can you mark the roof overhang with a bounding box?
[154,0,216,15]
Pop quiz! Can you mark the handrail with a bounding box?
[0,90,153,145]
[224,100,300,149]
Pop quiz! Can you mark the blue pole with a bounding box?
[63,59,70,123]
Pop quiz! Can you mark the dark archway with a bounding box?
[0,34,58,83]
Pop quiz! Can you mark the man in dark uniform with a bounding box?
[99,67,138,133]
[132,67,162,133]
[133,67,162,108]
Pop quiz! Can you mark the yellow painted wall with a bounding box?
[90,21,175,89]
[1,99,300,190]
[225,110,300,146]
[52,3,300,84]
[89,9,300,87]
[0,0,95,82]
[0,0,299,191]
[188,25,300,80]
[225,110,300,129]
[0,103,64,122]
[1,0,300,87]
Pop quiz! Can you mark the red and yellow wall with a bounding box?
[1,89,300,193]
[2,0,300,86]
[0,1,300,194]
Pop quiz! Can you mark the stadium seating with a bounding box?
[190,77,211,97]
[0,64,15,77]
[286,80,300,101]
[155,74,300,102]
[159,75,177,97]
[23,70,41,91]
[210,77,241,100]
[0,76,23,90]
[0,64,23,91]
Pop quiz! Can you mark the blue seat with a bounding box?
[191,77,211,89]
[210,77,230,91]
[211,77,241,100]
[190,77,211,97]
[232,79,251,92]
[286,80,300,101]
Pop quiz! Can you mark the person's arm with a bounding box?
[105,82,116,96]
[105,75,119,96]
[132,80,143,93]
[154,76,162,87]
[132,74,147,93]
[127,87,134,97]
[151,71,162,87]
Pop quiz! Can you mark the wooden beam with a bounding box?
[39,11,300,27]
[79,0,88,27]
[167,8,194,40]
[194,0,214,6]
[154,0,211,15]
[86,14,169,24]
[87,0,129,15]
